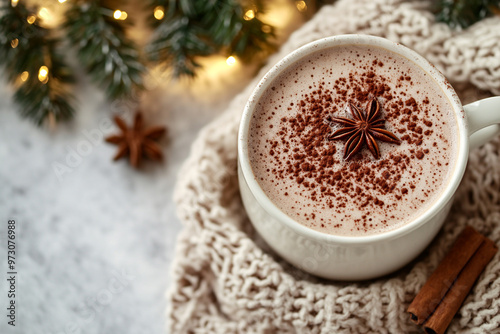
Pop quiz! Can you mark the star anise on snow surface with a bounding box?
[325,98,400,160]
[105,111,167,168]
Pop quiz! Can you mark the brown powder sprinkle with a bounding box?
[249,48,454,234]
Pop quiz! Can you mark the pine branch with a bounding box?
[433,0,500,29]
[147,1,213,77]
[205,0,275,62]
[65,0,145,100]
[0,1,74,126]
[147,0,275,77]
[147,16,212,77]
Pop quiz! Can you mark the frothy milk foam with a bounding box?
[248,44,458,236]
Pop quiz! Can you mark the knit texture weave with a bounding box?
[169,0,500,332]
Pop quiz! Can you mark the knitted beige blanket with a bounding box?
[169,0,500,332]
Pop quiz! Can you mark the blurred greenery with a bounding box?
[0,1,75,126]
[147,0,275,77]
[65,0,145,100]
[433,0,500,29]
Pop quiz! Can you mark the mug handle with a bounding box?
[464,96,500,151]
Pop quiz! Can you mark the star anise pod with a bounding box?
[326,98,400,160]
[105,111,167,168]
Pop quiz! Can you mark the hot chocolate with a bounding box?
[248,44,459,236]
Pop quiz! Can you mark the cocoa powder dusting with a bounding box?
[266,60,439,232]
[249,46,455,235]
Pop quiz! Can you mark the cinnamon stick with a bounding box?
[422,238,498,334]
[407,226,498,334]
[407,226,485,324]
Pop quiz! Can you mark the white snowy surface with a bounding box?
[0,60,257,334]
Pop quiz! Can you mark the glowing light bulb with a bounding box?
[11,39,19,48]
[27,15,36,24]
[38,7,50,20]
[38,66,49,83]
[243,9,255,21]
[154,6,165,20]
[296,1,307,12]
[20,71,29,82]
[11,0,18,7]
[113,10,127,20]
[58,0,67,3]
[226,56,236,66]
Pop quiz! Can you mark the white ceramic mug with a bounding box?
[238,35,500,280]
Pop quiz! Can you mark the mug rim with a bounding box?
[238,34,469,245]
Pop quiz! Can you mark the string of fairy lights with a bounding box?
[9,0,57,85]
[2,0,314,126]
[11,0,312,76]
